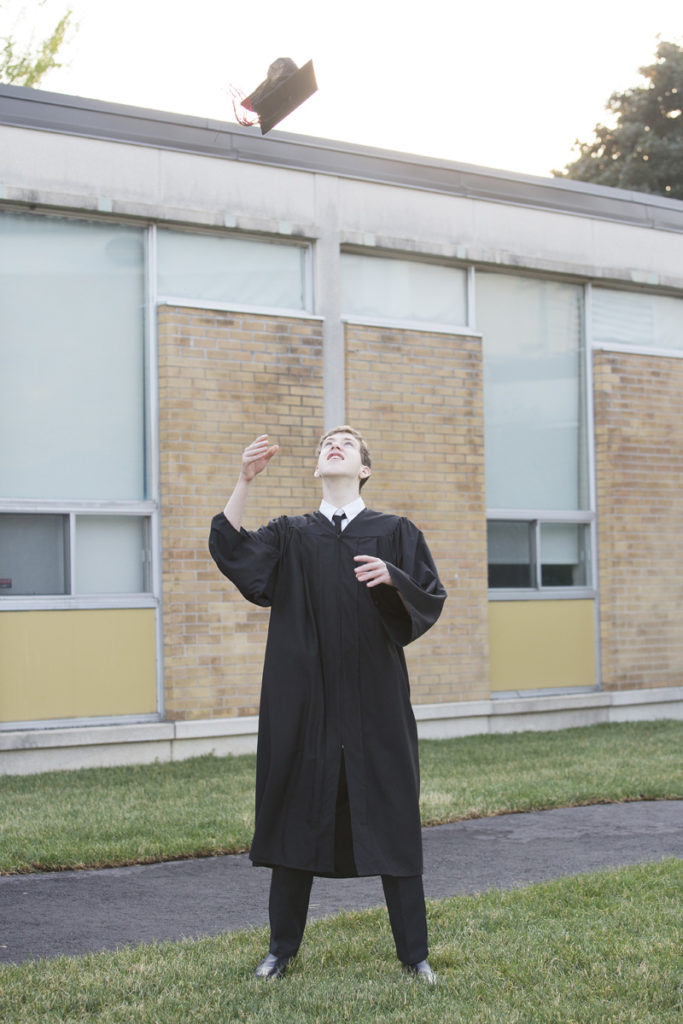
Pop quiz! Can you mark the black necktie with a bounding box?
[332,511,346,535]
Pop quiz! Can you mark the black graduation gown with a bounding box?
[208,507,447,878]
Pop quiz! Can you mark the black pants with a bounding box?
[267,754,428,965]
[268,866,428,965]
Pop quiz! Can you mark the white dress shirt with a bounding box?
[319,496,365,531]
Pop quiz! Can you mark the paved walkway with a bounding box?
[1,800,681,964]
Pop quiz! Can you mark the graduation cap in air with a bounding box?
[233,58,317,134]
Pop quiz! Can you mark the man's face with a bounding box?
[315,432,370,485]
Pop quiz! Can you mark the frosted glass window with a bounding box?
[340,253,467,325]
[157,230,307,310]
[478,273,586,510]
[592,289,683,352]
[74,516,148,594]
[0,514,67,595]
[540,523,588,587]
[0,212,146,501]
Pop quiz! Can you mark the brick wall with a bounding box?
[345,324,490,703]
[158,306,323,720]
[593,350,683,690]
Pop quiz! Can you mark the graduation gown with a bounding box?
[209,507,446,878]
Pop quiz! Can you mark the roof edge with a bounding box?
[2,83,683,232]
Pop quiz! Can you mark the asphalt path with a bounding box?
[1,800,681,964]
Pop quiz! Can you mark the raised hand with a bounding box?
[241,435,279,482]
[223,434,279,530]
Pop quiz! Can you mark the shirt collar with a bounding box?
[319,496,365,524]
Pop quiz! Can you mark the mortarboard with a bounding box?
[240,58,317,135]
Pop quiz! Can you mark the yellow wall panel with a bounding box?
[0,609,157,723]
[489,600,596,692]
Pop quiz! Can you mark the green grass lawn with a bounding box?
[0,720,681,874]
[1,859,680,1024]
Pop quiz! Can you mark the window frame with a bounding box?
[0,501,156,610]
[0,210,158,614]
[155,225,314,316]
[339,248,474,333]
[477,269,590,513]
[589,282,683,359]
[487,509,596,600]
[0,209,151,504]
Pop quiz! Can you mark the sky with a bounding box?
[5,0,682,178]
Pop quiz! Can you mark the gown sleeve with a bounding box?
[208,512,284,607]
[371,518,447,646]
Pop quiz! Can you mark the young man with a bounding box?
[209,427,446,982]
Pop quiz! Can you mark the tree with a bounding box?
[555,40,683,200]
[1,2,72,88]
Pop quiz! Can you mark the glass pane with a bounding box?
[592,289,683,352]
[340,253,467,325]
[74,516,148,594]
[478,273,586,510]
[0,514,67,596]
[157,230,307,310]
[0,212,146,501]
[487,521,533,588]
[540,523,589,587]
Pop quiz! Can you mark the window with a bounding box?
[540,522,589,587]
[478,273,593,594]
[487,521,533,589]
[74,516,149,594]
[0,212,146,501]
[478,273,587,511]
[340,252,468,326]
[592,288,683,353]
[157,229,309,311]
[0,515,67,596]
[0,514,151,596]
[0,211,152,606]
[488,519,591,592]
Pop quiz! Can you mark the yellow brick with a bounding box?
[158,306,324,719]
[593,350,683,691]
[345,323,490,704]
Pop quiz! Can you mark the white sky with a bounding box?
[5,0,682,177]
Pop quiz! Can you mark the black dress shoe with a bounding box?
[254,952,292,979]
[404,958,436,983]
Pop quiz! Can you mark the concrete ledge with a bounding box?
[415,687,683,738]
[0,721,175,751]
[0,687,681,775]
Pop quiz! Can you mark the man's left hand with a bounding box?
[353,555,395,588]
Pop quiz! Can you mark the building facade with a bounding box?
[1,84,681,773]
